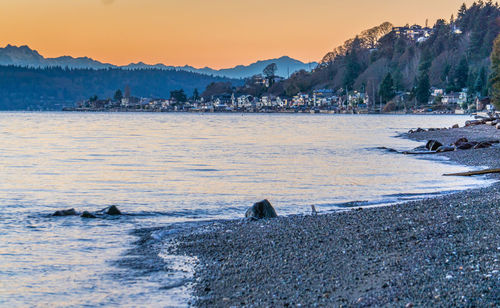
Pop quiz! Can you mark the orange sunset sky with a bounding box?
[0,0,476,69]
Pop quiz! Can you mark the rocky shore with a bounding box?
[168,124,500,307]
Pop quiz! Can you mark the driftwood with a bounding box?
[443,168,500,177]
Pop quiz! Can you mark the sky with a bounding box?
[0,0,476,69]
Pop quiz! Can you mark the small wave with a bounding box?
[326,200,372,208]
[187,168,219,172]
[383,192,444,198]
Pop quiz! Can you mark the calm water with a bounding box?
[0,112,493,307]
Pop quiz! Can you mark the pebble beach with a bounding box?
[168,124,500,307]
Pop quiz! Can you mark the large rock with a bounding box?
[425,140,443,151]
[105,205,121,215]
[52,208,77,216]
[245,199,277,219]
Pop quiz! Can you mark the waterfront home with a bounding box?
[431,88,444,98]
[441,92,460,105]
[476,96,491,111]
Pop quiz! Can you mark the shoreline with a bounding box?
[165,124,500,306]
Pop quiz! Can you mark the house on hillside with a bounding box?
[441,92,460,105]
[476,97,491,111]
[392,25,432,42]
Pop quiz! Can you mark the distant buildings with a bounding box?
[69,83,488,115]
[392,25,432,42]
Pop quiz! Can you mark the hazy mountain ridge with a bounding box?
[0,44,317,78]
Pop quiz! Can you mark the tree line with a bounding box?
[0,65,241,110]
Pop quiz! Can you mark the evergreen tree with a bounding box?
[192,88,199,101]
[170,89,187,102]
[379,72,395,103]
[454,57,469,89]
[392,69,404,91]
[343,48,361,90]
[490,34,500,108]
[474,66,487,95]
[416,72,431,104]
[113,89,123,102]
[458,3,467,19]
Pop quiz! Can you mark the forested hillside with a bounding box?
[0,66,240,110]
[268,2,499,103]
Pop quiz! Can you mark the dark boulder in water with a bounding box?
[81,211,97,219]
[52,208,77,216]
[425,140,443,151]
[245,199,277,219]
[105,205,121,215]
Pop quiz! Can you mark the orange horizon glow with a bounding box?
[0,0,476,69]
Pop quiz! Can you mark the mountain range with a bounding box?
[0,44,317,79]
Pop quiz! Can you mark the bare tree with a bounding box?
[263,63,277,78]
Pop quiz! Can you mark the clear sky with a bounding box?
[0,0,475,69]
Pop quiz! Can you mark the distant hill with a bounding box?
[0,45,317,78]
[0,65,242,110]
[268,2,499,102]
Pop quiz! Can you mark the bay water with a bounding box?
[0,112,492,307]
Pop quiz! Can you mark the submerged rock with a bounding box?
[452,124,459,129]
[81,211,97,219]
[52,208,77,216]
[245,199,277,220]
[425,140,443,151]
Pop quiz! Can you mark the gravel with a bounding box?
[168,124,500,307]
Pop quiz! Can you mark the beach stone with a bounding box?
[473,141,492,149]
[456,142,477,150]
[496,123,500,129]
[52,208,77,216]
[81,211,97,219]
[436,145,455,153]
[245,199,277,219]
[106,205,122,215]
[425,140,443,151]
[453,137,468,146]
[452,124,459,129]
